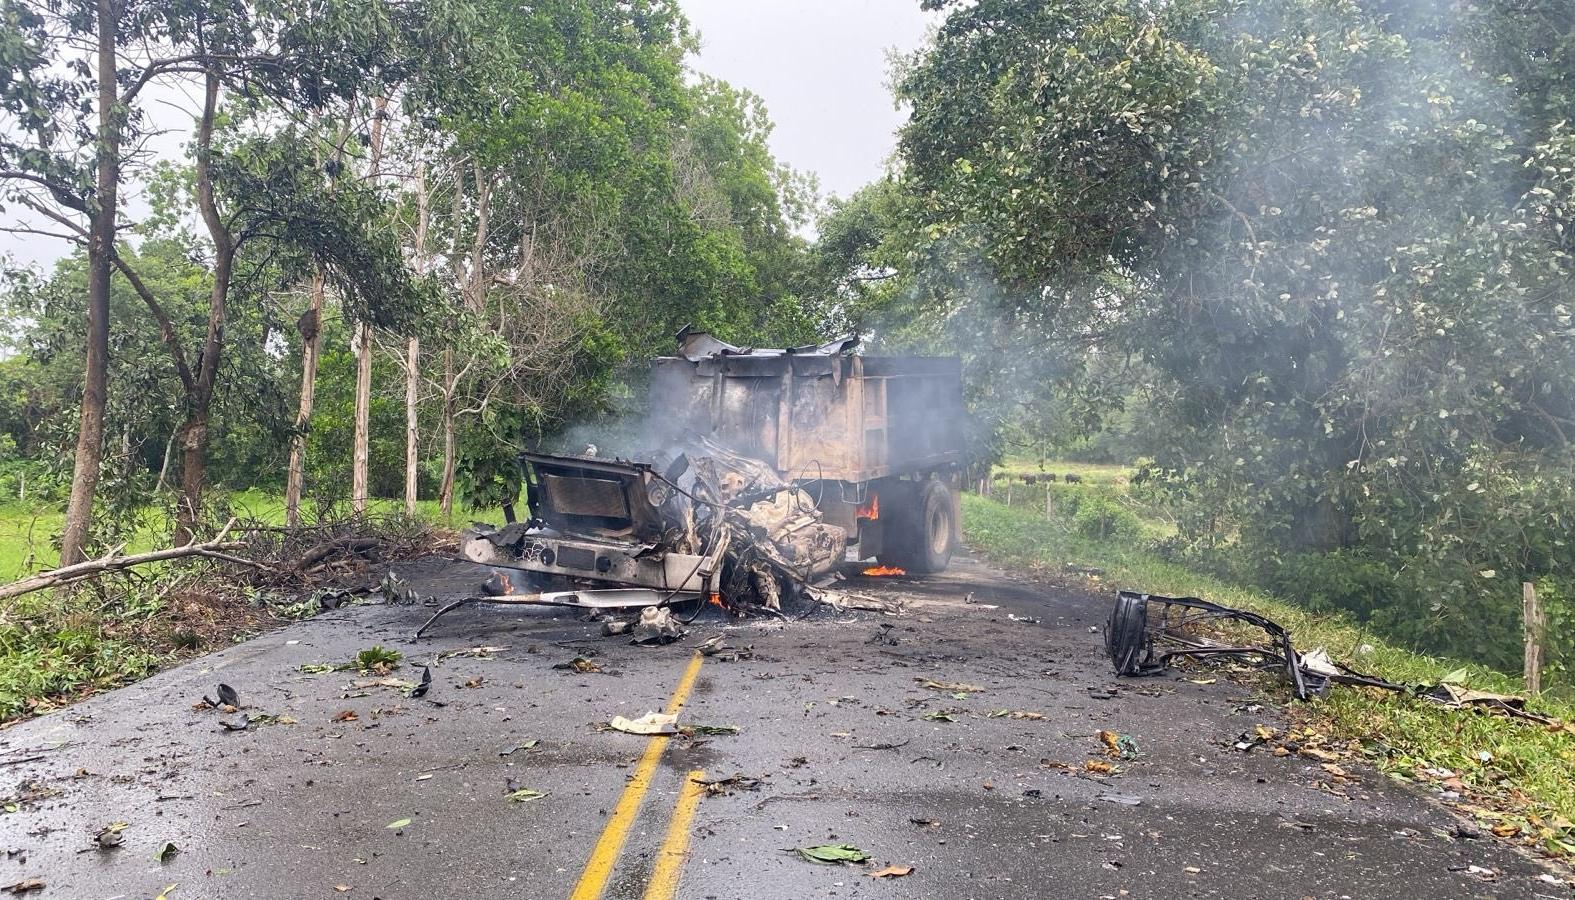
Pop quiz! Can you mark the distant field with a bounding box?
[0,491,510,580]
[994,456,1133,486]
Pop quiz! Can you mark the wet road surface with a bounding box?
[0,554,1568,899]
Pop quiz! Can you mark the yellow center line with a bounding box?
[569,652,705,900]
[642,769,706,900]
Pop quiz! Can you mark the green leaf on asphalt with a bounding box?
[156,841,179,863]
[504,789,546,803]
[795,844,871,864]
[386,818,412,830]
[923,711,955,722]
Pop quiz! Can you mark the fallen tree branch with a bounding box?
[0,519,248,602]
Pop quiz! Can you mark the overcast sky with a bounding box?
[0,1,931,271]
[681,0,932,201]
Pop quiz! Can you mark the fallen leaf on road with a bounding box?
[499,740,539,756]
[1083,760,1116,775]
[464,676,485,689]
[3,880,43,895]
[504,789,546,803]
[868,865,913,878]
[795,844,871,864]
[332,710,359,723]
[156,841,179,863]
[155,885,177,900]
[922,711,955,722]
[386,818,412,830]
[334,887,351,894]
[554,656,602,673]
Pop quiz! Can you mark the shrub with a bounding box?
[1072,494,1141,541]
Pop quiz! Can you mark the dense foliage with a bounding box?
[843,0,1575,670]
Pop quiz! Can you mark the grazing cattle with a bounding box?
[1063,473,1083,484]
[1043,473,1058,483]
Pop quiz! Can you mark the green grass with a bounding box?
[0,490,498,722]
[0,503,62,580]
[962,491,1575,856]
[0,491,509,581]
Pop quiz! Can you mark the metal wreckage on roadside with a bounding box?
[414,329,972,639]
[1105,590,1561,725]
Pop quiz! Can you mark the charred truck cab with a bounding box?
[458,330,969,614]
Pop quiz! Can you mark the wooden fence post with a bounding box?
[1524,581,1545,696]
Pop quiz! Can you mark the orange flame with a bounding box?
[707,592,726,608]
[855,493,879,520]
[862,565,906,577]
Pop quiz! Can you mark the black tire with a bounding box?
[879,480,956,573]
[1106,592,1152,675]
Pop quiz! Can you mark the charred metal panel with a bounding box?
[648,348,965,484]
[541,474,629,521]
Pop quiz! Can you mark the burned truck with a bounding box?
[453,330,969,618]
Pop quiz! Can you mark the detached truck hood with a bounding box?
[521,451,669,542]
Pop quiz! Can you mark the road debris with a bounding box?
[200,683,239,709]
[408,665,432,698]
[608,712,678,735]
[631,606,683,645]
[2,880,44,895]
[692,773,762,795]
[553,656,603,674]
[1097,730,1139,760]
[917,678,983,693]
[156,841,179,863]
[679,723,740,736]
[1106,590,1569,726]
[504,788,546,802]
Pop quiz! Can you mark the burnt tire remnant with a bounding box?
[878,480,956,574]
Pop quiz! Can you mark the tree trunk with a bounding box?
[439,349,456,520]
[404,160,429,515]
[351,322,372,514]
[177,70,236,543]
[350,96,390,517]
[405,336,420,515]
[59,0,121,566]
[285,270,325,526]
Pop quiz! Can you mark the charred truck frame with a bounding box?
[436,330,969,629]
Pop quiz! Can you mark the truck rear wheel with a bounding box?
[878,480,956,574]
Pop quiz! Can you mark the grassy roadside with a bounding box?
[961,492,1575,858]
[0,491,490,724]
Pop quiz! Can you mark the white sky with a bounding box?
[0,0,932,271]
[681,0,932,202]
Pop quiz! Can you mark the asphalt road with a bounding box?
[0,554,1568,900]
